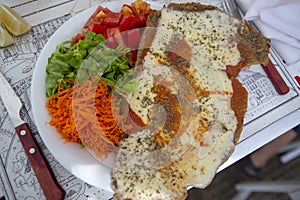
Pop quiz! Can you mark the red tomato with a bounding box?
[126,28,141,49]
[106,27,125,48]
[119,4,137,31]
[84,6,106,28]
[103,11,120,27]
[71,33,85,45]
[90,22,107,35]
[119,15,145,31]
[120,4,134,16]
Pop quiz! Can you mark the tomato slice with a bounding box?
[119,15,145,31]
[83,6,106,28]
[71,33,85,45]
[120,4,134,16]
[119,4,136,31]
[106,27,125,48]
[103,11,120,27]
[90,22,107,35]
[84,6,121,30]
[126,28,141,49]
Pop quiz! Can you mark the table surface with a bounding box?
[1,0,300,199]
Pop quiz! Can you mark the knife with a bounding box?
[224,0,290,95]
[262,60,290,95]
[0,72,65,200]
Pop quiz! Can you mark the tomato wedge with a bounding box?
[71,33,85,45]
[106,27,125,48]
[120,4,135,16]
[84,6,105,28]
[102,11,120,27]
[126,28,141,49]
[89,22,107,35]
[119,10,147,31]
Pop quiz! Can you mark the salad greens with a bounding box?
[45,31,137,97]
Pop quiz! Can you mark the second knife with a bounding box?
[0,71,65,200]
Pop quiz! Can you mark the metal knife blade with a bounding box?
[0,72,24,127]
[0,72,65,200]
[223,0,290,95]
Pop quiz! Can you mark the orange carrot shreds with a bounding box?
[46,77,126,159]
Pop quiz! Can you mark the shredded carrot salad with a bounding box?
[46,76,126,159]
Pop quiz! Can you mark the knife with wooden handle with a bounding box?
[262,60,290,95]
[0,72,65,200]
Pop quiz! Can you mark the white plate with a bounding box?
[31,0,163,192]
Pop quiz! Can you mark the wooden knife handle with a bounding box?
[262,60,290,95]
[15,123,65,200]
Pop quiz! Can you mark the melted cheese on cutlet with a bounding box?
[128,57,176,125]
[112,7,241,200]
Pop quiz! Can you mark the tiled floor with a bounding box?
[186,137,300,200]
